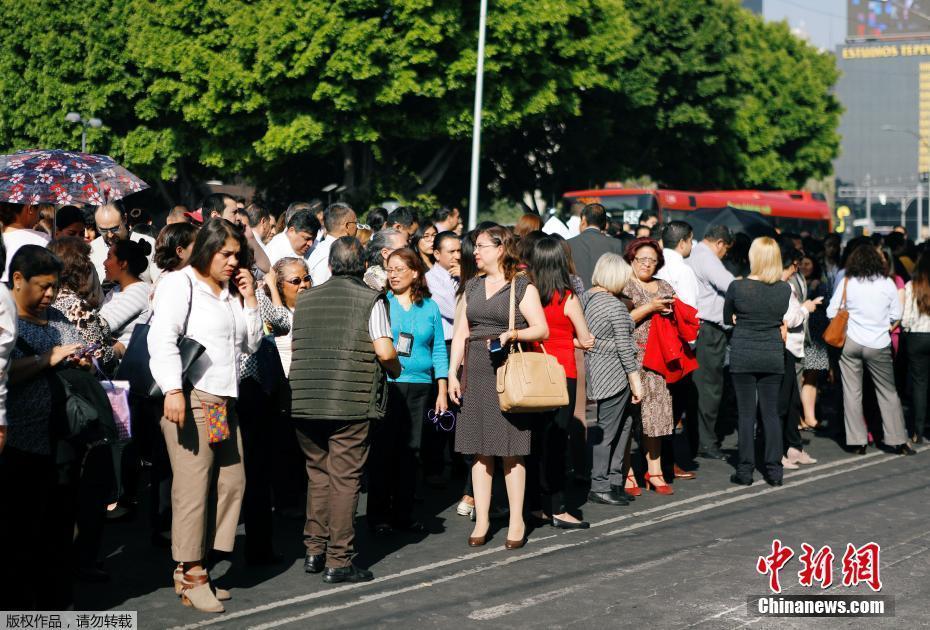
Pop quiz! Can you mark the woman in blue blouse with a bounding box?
[367,248,448,535]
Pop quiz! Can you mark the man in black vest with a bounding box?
[290,237,401,583]
[568,203,625,290]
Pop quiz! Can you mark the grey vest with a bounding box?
[289,275,388,421]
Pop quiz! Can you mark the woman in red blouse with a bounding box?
[525,236,595,528]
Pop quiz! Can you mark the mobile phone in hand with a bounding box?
[489,339,504,354]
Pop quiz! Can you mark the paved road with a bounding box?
[79,430,930,629]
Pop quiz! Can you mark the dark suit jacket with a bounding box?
[568,228,626,290]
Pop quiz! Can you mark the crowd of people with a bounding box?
[0,193,925,614]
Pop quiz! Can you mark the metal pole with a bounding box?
[81,127,87,153]
[467,0,488,231]
[901,196,907,231]
[914,180,924,243]
[865,173,872,233]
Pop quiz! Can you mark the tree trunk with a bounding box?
[411,143,459,196]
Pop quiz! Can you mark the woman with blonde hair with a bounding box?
[582,253,643,506]
[724,237,791,487]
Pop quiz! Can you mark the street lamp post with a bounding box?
[65,112,103,153]
[467,0,488,231]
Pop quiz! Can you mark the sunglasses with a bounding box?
[283,275,312,286]
[97,225,121,234]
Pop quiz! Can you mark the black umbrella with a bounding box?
[685,206,776,240]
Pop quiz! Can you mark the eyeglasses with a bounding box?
[97,225,121,234]
[475,242,499,250]
[386,266,410,274]
[283,275,312,286]
[634,257,658,265]
[345,221,359,228]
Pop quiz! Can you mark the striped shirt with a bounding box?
[582,289,639,400]
[100,281,152,346]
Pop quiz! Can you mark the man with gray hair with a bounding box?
[363,228,406,291]
[290,236,400,583]
[307,203,359,285]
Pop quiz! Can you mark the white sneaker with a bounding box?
[781,456,799,470]
[794,450,817,465]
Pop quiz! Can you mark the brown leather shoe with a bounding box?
[504,537,527,550]
[673,464,696,480]
[468,535,487,547]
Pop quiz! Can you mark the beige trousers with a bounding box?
[160,388,245,562]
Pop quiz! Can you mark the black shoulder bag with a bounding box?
[115,274,206,398]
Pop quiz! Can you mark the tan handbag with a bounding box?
[495,277,570,413]
[822,277,849,348]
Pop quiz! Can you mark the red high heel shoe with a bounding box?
[644,472,674,495]
[624,472,642,497]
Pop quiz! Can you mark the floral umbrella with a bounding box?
[0,149,148,206]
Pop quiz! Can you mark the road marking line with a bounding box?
[167,449,920,630]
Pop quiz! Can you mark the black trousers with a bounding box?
[907,332,930,439]
[238,377,276,557]
[732,372,783,481]
[367,382,431,527]
[693,322,728,451]
[0,447,54,610]
[133,395,172,534]
[527,378,577,516]
[779,351,803,453]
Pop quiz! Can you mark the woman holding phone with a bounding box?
[148,219,262,613]
[622,238,677,495]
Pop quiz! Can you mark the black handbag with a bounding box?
[115,274,205,398]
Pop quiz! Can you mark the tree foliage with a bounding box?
[0,0,841,211]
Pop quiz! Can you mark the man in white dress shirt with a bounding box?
[90,202,158,284]
[431,206,462,235]
[307,203,359,285]
[655,220,700,480]
[265,211,322,266]
[655,221,698,309]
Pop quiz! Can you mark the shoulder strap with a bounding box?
[508,277,517,333]
[182,274,195,335]
[840,277,849,309]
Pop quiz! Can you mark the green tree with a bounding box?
[0,0,839,212]
[610,0,840,190]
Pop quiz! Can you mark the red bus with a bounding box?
[562,187,833,236]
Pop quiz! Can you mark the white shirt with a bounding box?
[902,281,930,333]
[100,281,152,346]
[265,232,310,266]
[148,267,263,397]
[275,308,296,376]
[425,263,458,340]
[2,229,50,281]
[306,234,335,285]
[826,276,902,350]
[783,282,808,359]
[0,285,16,426]
[542,216,571,238]
[90,232,159,284]
[655,249,699,309]
[565,215,581,238]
